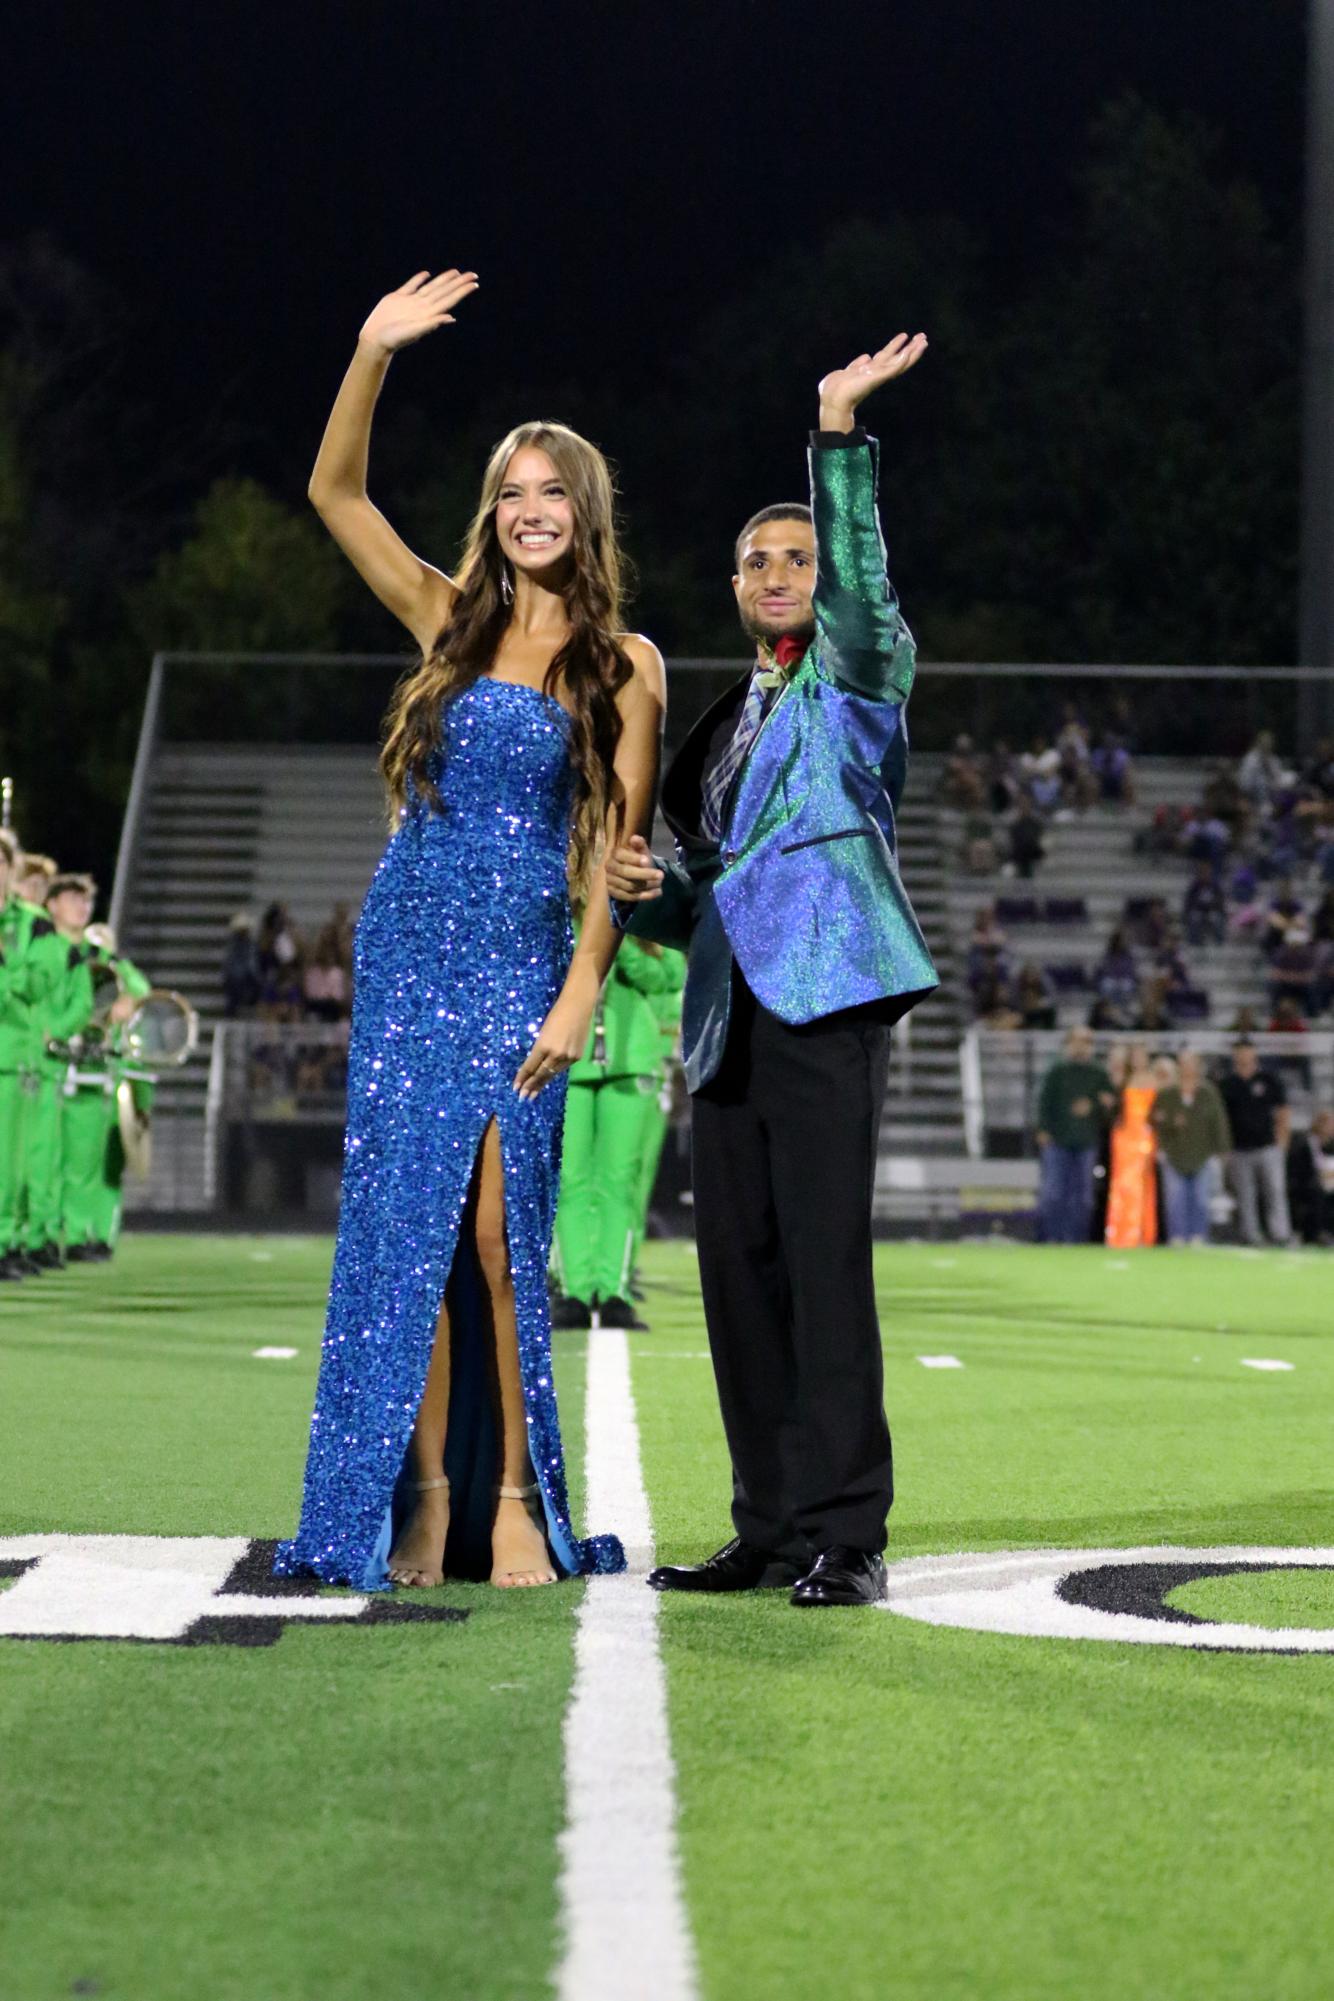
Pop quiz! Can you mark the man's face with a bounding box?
[1066,1030,1093,1062]
[49,889,93,936]
[732,518,817,647]
[17,868,49,904]
[1233,1046,1258,1079]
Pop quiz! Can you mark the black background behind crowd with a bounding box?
[0,0,1309,876]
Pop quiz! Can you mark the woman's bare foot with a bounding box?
[388,1480,450,1588]
[491,1486,557,1588]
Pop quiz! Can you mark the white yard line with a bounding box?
[556,1329,699,2001]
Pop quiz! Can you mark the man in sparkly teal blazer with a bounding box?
[608,334,937,1608]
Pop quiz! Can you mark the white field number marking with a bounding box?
[253,1346,299,1360]
[916,1355,964,1369]
[1241,1359,1294,1372]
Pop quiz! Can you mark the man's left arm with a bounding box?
[810,332,927,703]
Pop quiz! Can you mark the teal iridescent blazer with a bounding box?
[617,430,938,1091]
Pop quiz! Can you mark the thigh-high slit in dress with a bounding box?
[275,678,626,1590]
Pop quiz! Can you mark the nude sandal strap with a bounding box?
[496,1482,538,1501]
[414,1476,450,1492]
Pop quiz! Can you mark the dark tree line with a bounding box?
[0,97,1302,880]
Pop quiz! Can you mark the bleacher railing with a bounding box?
[962,1026,1334,1160]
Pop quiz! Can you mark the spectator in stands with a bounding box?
[1133,977,1174,1035]
[1306,740,1334,803]
[1011,962,1057,1030]
[1229,1004,1261,1037]
[1261,879,1305,960]
[1035,1027,1114,1243]
[1183,861,1226,946]
[1269,920,1318,1018]
[1055,710,1098,812]
[1090,729,1135,805]
[1020,735,1063,815]
[1150,1049,1231,1246]
[1203,760,1249,838]
[987,741,1020,815]
[940,734,986,810]
[1268,994,1309,1035]
[303,923,350,1023]
[1183,806,1232,873]
[1133,897,1170,950]
[1008,799,1046,879]
[1238,730,1287,809]
[222,913,261,1017]
[257,901,305,1016]
[961,809,999,874]
[973,977,1023,1030]
[1219,1042,1292,1246]
[1094,927,1139,1015]
[1153,928,1192,996]
[1287,1108,1334,1245]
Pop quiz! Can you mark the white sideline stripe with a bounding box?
[916,1354,964,1369]
[556,1328,698,2001]
[252,1346,299,1360]
[1241,1358,1295,1372]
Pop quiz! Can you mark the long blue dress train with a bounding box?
[275,677,626,1591]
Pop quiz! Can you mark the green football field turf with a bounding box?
[2,1236,1332,2000]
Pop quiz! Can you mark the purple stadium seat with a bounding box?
[1167,987,1210,1021]
[1045,962,1090,992]
[1042,897,1089,926]
[995,896,1040,925]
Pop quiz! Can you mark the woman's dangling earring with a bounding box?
[500,562,514,606]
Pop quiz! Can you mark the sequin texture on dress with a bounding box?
[274,678,626,1590]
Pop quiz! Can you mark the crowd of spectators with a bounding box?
[957,724,1334,1034]
[221,900,355,1022]
[943,701,1137,878]
[220,900,356,1104]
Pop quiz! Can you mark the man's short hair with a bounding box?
[734,503,813,568]
[46,871,97,903]
[21,852,57,880]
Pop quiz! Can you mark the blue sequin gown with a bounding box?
[275,678,626,1591]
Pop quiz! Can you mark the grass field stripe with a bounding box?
[556,1328,698,2001]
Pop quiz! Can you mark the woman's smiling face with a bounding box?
[494,446,576,579]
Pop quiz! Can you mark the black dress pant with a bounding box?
[690,970,894,1563]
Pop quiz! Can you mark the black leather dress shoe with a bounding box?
[550,1294,592,1331]
[790,1545,888,1608]
[647,1537,801,1594]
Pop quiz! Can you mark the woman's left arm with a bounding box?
[514,637,666,1099]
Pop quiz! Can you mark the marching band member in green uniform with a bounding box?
[0,840,92,1276]
[630,945,686,1281]
[24,874,97,1266]
[47,888,149,1260]
[551,927,677,1331]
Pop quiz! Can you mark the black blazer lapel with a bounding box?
[661,669,751,850]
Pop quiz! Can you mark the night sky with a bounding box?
[7,1,1306,492]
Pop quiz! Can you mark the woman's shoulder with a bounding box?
[615,632,667,704]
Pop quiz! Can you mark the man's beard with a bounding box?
[738,606,816,651]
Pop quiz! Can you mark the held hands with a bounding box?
[359,269,480,358]
[818,332,928,431]
[605,836,664,903]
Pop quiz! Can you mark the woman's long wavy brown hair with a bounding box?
[380,421,632,894]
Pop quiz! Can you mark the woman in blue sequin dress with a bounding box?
[275,269,664,1592]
